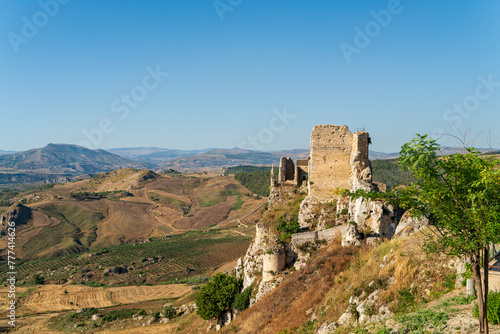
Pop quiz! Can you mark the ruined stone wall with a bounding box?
[307,125,371,200]
[294,159,309,186]
[279,157,295,183]
[308,125,353,201]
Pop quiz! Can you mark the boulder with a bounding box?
[394,211,428,238]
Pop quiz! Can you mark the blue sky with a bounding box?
[1,0,499,153]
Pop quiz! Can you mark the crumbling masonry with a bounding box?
[236,125,397,302]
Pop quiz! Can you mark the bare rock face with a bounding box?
[349,198,396,239]
[317,321,340,334]
[298,196,318,228]
[394,211,428,238]
[254,280,279,303]
[268,183,280,206]
[350,132,373,192]
[341,223,361,246]
[236,224,267,290]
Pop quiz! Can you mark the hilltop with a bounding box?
[0,144,151,187]
[0,143,150,174]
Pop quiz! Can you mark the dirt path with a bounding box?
[147,189,191,204]
[232,229,250,237]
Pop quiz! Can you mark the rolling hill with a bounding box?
[0,168,265,261]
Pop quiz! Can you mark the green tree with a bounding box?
[380,134,500,334]
[347,134,500,333]
[195,273,242,320]
[232,285,253,311]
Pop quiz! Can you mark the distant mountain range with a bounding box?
[0,144,496,186]
[158,148,310,173]
[0,150,17,156]
[106,147,212,164]
[0,144,150,186]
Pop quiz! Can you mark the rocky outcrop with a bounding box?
[0,204,32,235]
[322,288,393,331]
[216,309,233,331]
[350,132,373,192]
[393,211,428,238]
[349,198,395,239]
[298,196,318,228]
[236,224,267,290]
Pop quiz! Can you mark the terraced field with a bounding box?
[1,230,252,284]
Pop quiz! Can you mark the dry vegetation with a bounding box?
[217,233,460,334]
[224,243,357,334]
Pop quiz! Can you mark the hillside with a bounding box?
[371,159,416,189]
[0,144,150,175]
[1,162,497,333]
[0,169,265,261]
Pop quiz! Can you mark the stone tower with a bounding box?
[308,125,372,202]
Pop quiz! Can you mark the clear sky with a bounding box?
[1,0,499,153]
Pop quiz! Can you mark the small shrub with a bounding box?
[162,305,177,319]
[102,309,137,322]
[364,302,377,316]
[374,324,393,334]
[83,281,105,288]
[340,208,348,215]
[442,273,457,292]
[397,309,449,332]
[277,330,291,334]
[85,308,99,317]
[349,305,360,320]
[394,287,418,313]
[30,274,44,285]
[473,290,500,324]
[233,286,253,311]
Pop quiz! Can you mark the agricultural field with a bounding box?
[0,229,253,286]
[0,168,265,261]
[0,228,254,333]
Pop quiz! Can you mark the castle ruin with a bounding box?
[277,157,309,187]
[237,124,396,300]
[274,124,394,237]
[275,125,372,196]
